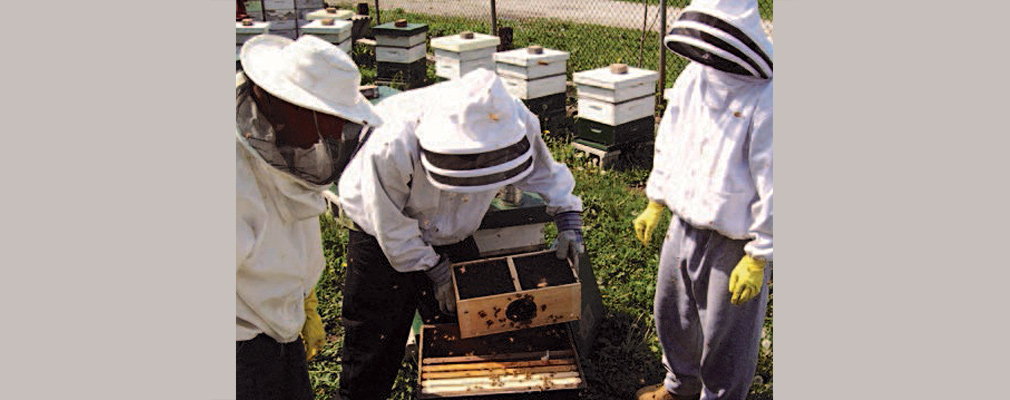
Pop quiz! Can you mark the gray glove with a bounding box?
[425,256,456,314]
[553,212,585,260]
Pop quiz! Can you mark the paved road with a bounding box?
[327,0,773,37]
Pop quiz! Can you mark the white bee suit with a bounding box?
[646,64,772,262]
[337,76,583,274]
[236,93,329,343]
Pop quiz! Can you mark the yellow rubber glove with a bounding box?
[633,201,666,245]
[301,288,326,361]
[728,255,767,305]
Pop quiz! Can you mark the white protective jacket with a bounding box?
[236,86,330,343]
[338,82,583,273]
[646,63,773,261]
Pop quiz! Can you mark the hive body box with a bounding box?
[418,323,585,398]
[373,21,429,63]
[432,32,500,79]
[299,19,352,53]
[373,21,430,88]
[452,249,580,339]
[574,66,658,125]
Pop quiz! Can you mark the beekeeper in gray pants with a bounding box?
[632,0,773,399]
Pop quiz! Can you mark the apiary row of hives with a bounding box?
[240,0,351,40]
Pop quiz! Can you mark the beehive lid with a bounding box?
[573,65,659,90]
[372,20,429,37]
[299,18,352,35]
[431,31,500,52]
[236,20,270,34]
[306,8,354,20]
[493,46,569,67]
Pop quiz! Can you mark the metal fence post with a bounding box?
[491,0,498,35]
[375,0,381,24]
[660,0,667,89]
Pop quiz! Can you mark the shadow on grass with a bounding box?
[580,311,666,399]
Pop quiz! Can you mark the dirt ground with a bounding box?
[326,0,773,37]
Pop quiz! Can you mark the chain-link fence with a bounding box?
[321,0,772,88]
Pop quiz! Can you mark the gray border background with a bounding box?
[2,0,1009,399]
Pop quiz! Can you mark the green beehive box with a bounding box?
[574,116,654,147]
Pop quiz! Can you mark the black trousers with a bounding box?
[236,333,313,400]
[338,229,480,400]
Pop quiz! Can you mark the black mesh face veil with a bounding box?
[237,78,373,186]
[664,10,772,79]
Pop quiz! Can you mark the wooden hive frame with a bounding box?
[452,249,581,339]
[418,323,586,398]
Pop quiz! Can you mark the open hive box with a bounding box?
[419,323,585,399]
[452,249,581,339]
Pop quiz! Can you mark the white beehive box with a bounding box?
[376,43,426,63]
[500,74,566,100]
[376,32,427,48]
[305,7,353,21]
[494,46,569,80]
[435,56,495,80]
[299,19,351,43]
[578,94,655,126]
[236,20,271,45]
[432,31,499,79]
[574,65,659,103]
[431,31,500,53]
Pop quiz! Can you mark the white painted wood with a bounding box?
[376,43,427,63]
[473,224,546,257]
[495,61,566,81]
[573,66,659,90]
[576,82,655,103]
[434,47,496,62]
[299,19,352,41]
[375,32,427,48]
[430,32,499,53]
[500,74,566,100]
[493,47,569,80]
[305,8,353,20]
[435,56,495,79]
[577,95,655,125]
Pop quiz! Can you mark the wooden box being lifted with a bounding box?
[419,323,585,399]
[452,249,581,339]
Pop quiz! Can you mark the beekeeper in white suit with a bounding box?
[633,0,772,399]
[236,34,381,400]
[336,68,584,400]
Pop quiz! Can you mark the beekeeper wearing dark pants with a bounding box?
[632,1,773,399]
[336,69,585,400]
[236,34,381,400]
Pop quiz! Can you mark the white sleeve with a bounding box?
[645,103,678,206]
[236,143,265,271]
[513,106,583,215]
[357,122,441,273]
[744,87,773,262]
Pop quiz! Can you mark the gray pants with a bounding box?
[655,217,769,400]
